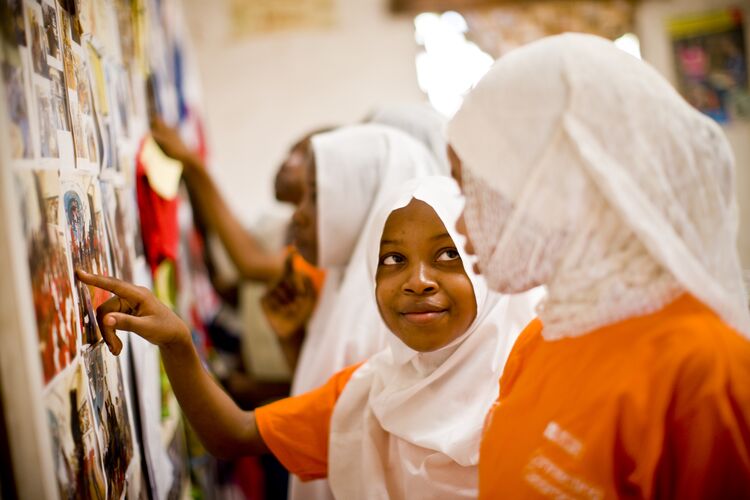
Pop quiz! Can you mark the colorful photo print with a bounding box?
[61,174,112,344]
[26,1,51,78]
[35,81,60,157]
[44,362,107,500]
[59,6,77,92]
[668,8,750,122]
[15,169,79,385]
[101,182,135,282]
[42,2,60,61]
[83,344,135,500]
[1,60,33,158]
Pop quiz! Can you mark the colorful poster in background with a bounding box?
[668,7,750,123]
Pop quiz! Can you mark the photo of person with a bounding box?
[1,60,33,158]
[45,363,107,500]
[43,2,60,61]
[35,82,59,157]
[15,169,79,385]
[82,344,135,500]
[26,2,50,78]
[62,175,112,345]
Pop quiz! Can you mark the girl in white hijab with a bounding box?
[258,176,537,499]
[446,33,750,498]
[287,124,448,500]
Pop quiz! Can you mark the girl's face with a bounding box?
[376,198,477,352]
[291,159,318,265]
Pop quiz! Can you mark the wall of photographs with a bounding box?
[0,0,210,498]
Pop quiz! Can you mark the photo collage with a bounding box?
[0,0,153,497]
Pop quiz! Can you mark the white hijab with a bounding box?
[328,176,540,499]
[447,33,750,339]
[290,125,446,500]
[369,103,450,172]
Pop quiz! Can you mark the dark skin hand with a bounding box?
[260,251,317,370]
[150,117,284,284]
[76,269,269,459]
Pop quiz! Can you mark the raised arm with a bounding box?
[76,270,269,459]
[150,118,284,283]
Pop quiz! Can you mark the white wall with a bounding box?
[182,0,424,225]
[636,0,750,269]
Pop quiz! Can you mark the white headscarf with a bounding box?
[369,103,450,172]
[447,33,750,340]
[328,176,540,499]
[290,125,446,500]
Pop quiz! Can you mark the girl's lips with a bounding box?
[401,310,447,325]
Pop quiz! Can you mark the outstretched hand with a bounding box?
[261,252,316,340]
[150,116,201,169]
[76,269,191,355]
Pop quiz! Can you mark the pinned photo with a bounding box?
[1,60,33,159]
[83,344,135,500]
[44,362,107,500]
[15,169,79,385]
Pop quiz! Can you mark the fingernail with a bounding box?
[105,316,116,326]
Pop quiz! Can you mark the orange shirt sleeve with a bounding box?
[289,247,326,295]
[255,363,363,481]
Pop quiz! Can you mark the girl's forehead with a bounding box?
[381,198,449,240]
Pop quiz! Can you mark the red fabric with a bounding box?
[136,136,180,274]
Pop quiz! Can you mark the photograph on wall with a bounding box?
[44,361,107,500]
[6,0,27,47]
[51,67,72,132]
[42,1,61,61]
[1,56,33,159]
[668,7,749,122]
[82,343,135,500]
[61,173,112,346]
[101,181,136,282]
[35,81,60,157]
[15,168,80,385]
[26,1,51,79]
[59,5,77,92]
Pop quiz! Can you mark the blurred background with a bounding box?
[181,0,750,271]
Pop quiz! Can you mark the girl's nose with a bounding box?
[403,263,438,295]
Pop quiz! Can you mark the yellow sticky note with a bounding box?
[140,136,183,200]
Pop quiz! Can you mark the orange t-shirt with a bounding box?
[479,294,750,499]
[255,363,362,481]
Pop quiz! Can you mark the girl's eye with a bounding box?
[437,248,460,262]
[380,254,404,266]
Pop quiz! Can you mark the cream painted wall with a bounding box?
[182,0,424,227]
[636,0,750,269]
